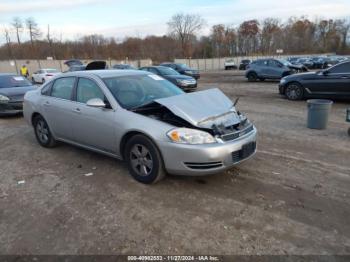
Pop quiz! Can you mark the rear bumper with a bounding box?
[0,101,23,116]
[158,127,257,176]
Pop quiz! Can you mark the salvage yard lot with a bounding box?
[0,70,350,255]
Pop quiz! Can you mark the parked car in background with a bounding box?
[31,68,61,84]
[160,63,200,79]
[64,60,107,72]
[139,66,197,92]
[245,59,293,81]
[0,74,36,116]
[239,59,251,70]
[224,59,237,70]
[113,64,136,70]
[287,57,300,65]
[278,59,308,73]
[279,61,350,100]
[23,70,257,184]
[296,58,314,69]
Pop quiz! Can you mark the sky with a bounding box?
[0,0,350,44]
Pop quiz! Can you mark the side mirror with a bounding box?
[86,98,106,108]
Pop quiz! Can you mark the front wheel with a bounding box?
[247,72,258,82]
[125,135,165,184]
[285,83,304,100]
[33,115,57,147]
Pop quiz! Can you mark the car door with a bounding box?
[267,60,283,78]
[258,60,270,77]
[303,63,350,96]
[325,62,350,95]
[41,77,77,140]
[70,77,117,153]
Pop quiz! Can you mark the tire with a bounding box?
[247,72,258,82]
[125,134,166,184]
[285,82,304,100]
[33,115,57,148]
[259,78,265,81]
[31,77,35,83]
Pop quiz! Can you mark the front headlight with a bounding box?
[0,94,10,103]
[167,128,216,144]
[280,78,286,84]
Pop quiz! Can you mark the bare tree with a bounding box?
[26,17,42,47]
[11,17,23,45]
[167,13,206,57]
[3,28,13,58]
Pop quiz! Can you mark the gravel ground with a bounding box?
[0,71,349,255]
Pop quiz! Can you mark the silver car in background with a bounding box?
[23,70,257,184]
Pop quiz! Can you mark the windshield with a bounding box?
[278,59,291,66]
[158,67,179,75]
[0,75,32,88]
[103,74,184,109]
[177,63,190,70]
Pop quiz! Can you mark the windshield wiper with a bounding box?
[130,101,156,111]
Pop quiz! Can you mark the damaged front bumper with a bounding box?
[158,126,257,176]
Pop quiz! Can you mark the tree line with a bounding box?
[1,14,349,63]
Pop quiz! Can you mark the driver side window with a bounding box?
[76,78,105,104]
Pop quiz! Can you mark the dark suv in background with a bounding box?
[140,66,197,92]
[239,59,251,70]
[245,59,293,81]
[160,63,200,79]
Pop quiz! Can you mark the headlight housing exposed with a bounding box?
[0,94,10,103]
[167,128,216,144]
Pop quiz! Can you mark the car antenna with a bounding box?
[233,97,240,107]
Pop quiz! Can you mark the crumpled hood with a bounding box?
[155,88,241,129]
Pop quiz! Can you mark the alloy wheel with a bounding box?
[36,119,49,144]
[286,84,301,100]
[129,144,153,176]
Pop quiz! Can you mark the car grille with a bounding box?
[221,125,254,142]
[184,161,223,170]
[232,142,256,163]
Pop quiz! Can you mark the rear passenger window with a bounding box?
[51,77,75,100]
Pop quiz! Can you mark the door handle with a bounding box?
[73,108,81,114]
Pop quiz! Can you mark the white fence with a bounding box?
[0,59,153,74]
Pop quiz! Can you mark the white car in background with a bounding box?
[224,59,237,70]
[31,69,61,84]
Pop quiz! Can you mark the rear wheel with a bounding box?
[33,115,57,147]
[285,82,304,100]
[247,72,258,82]
[125,135,165,184]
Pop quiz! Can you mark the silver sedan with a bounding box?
[23,70,257,184]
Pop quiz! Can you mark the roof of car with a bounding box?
[0,73,16,77]
[63,69,149,78]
